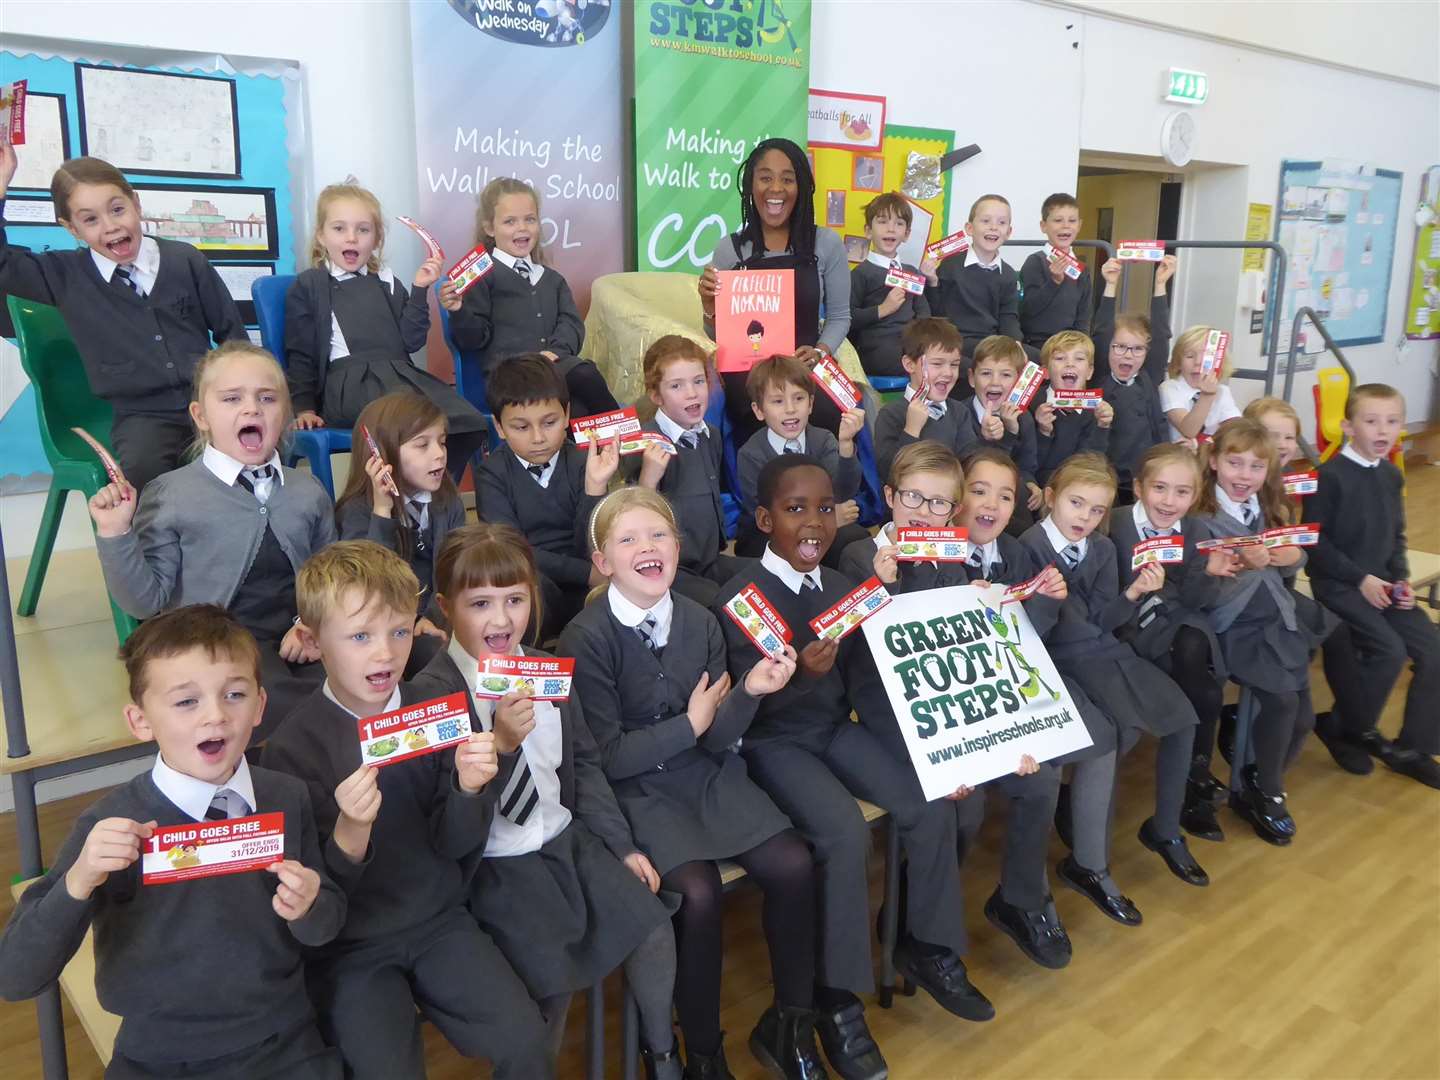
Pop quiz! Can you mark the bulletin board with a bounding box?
[1272,160,1402,355]
[0,43,304,495]
[1403,165,1440,340]
[810,123,955,267]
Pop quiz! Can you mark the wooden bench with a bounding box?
[11,879,119,1069]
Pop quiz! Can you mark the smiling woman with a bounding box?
[697,137,852,442]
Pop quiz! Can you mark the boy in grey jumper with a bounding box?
[0,607,346,1079]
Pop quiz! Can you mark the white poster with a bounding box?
[861,584,1091,798]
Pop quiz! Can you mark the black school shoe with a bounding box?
[643,1039,684,1080]
[1227,765,1295,845]
[749,1005,828,1080]
[1189,755,1228,803]
[1138,818,1210,886]
[1314,713,1375,775]
[1180,788,1225,842]
[683,1043,735,1080]
[1384,748,1440,789]
[983,887,1072,969]
[1056,857,1143,926]
[891,939,996,1022]
[813,997,886,1080]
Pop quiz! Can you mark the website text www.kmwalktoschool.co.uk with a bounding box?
[925,707,1079,766]
[648,38,803,66]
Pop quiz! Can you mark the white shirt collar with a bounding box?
[653,408,706,444]
[325,260,396,287]
[1132,501,1178,535]
[1213,483,1261,526]
[202,443,285,488]
[322,681,401,720]
[1340,443,1381,468]
[151,752,256,823]
[1040,514,1087,561]
[971,397,989,424]
[761,544,822,595]
[513,448,560,487]
[766,427,806,455]
[606,585,674,646]
[491,246,546,284]
[91,234,160,288]
[1109,371,1137,388]
[967,248,1002,272]
[866,249,903,271]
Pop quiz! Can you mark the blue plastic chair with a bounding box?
[434,302,500,453]
[251,274,352,497]
[702,376,743,539]
[867,374,911,397]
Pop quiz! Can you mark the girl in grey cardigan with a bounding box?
[89,342,335,739]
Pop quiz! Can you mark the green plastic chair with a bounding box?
[8,296,139,645]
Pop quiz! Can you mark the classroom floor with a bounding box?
[2,466,1438,1080]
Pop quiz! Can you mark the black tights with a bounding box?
[1250,686,1316,792]
[659,829,816,1057]
[564,359,620,419]
[1168,626,1224,766]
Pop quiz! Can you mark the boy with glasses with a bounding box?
[1090,255,1177,505]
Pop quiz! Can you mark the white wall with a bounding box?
[1078,14,1440,428]
[1063,0,1440,88]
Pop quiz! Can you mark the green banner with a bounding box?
[633,0,811,272]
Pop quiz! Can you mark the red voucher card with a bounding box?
[1195,534,1266,552]
[1200,329,1230,375]
[1007,361,1047,410]
[1,81,25,145]
[723,584,792,660]
[810,576,893,642]
[1194,431,1214,447]
[1262,523,1320,548]
[1050,388,1104,410]
[70,427,124,488]
[1001,565,1053,604]
[715,269,795,373]
[358,692,471,767]
[811,353,862,411]
[1390,581,1414,603]
[360,424,402,497]
[884,267,927,295]
[142,812,284,886]
[1131,535,1185,570]
[1116,241,1166,262]
[475,655,575,700]
[396,215,445,261]
[925,229,970,261]
[1043,243,1084,280]
[632,431,678,456]
[1282,470,1318,495]
[446,245,495,296]
[571,406,642,447]
[894,527,970,561]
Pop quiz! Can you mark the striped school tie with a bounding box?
[1061,543,1082,571]
[1141,526,1160,539]
[514,259,532,283]
[474,696,539,827]
[783,441,802,454]
[635,614,660,653]
[206,789,243,820]
[679,431,699,450]
[113,264,145,297]
[925,400,947,420]
[236,465,276,505]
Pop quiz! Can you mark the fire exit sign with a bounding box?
[1165,68,1209,104]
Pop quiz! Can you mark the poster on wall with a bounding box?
[860,585,1092,798]
[1404,165,1440,341]
[807,89,884,152]
[76,64,240,179]
[131,184,277,259]
[1272,160,1401,360]
[633,0,812,272]
[409,1,623,312]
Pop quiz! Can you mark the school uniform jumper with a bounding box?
[409,643,673,1001]
[0,224,248,490]
[446,253,617,418]
[924,250,1034,373]
[1018,250,1094,349]
[713,551,967,993]
[476,445,601,637]
[263,685,550,1079]
[1028,386,1112,488]
[873,396,979,484]
[0,764,345,1080]
[847,255,932,377]
[285,266,489,479]
[1307,452,1440,754]
[1090,293,1172,497]
[94,452,335,739]
[735,424,866,560]
[335,489,467,623]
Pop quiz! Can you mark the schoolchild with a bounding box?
[89,342,334,738]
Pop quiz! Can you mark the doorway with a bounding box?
[1076,165,1181,313]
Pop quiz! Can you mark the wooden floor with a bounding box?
[2,465,1438,1080]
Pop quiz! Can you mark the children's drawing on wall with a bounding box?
[77,64,240,178]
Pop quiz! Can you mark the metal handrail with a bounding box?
[1004,238,1116,264]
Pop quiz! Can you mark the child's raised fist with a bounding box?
[744,645,797,697]
[583,435,620,496]
[267,860,320,922]
[492,692,536,754]
[88,478,137,538]
[413,256,443,290]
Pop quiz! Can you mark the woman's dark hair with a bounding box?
[736,137,817,264]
